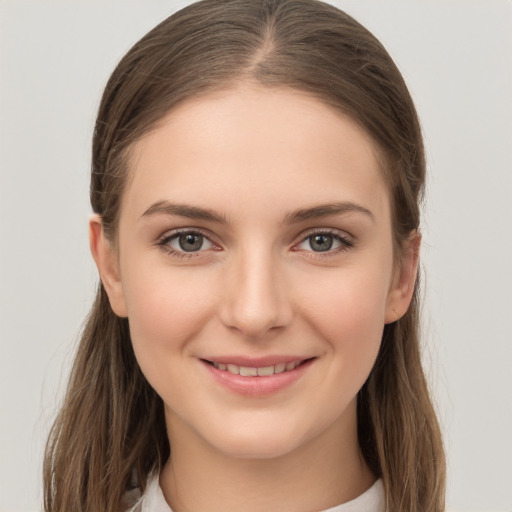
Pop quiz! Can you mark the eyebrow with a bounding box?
[140,201,228,224]
[140,200,374,224]
[283,202,375,224]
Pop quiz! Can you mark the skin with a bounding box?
[90,84,419,512]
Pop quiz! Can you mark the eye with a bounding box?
[159,230,215,254]
[296,231,353,253]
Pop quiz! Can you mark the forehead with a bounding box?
[122,84,390,224]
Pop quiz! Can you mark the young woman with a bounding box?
[44,0,446,510]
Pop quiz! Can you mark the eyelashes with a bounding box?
[293,229,354,254]
[156,227,355,260]
[156,228,220,259]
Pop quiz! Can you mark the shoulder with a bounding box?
[323,479,385,512]
[123,487,142,512]
[122,474,142,512]
[123,474,383,512]
[123,472,172,512]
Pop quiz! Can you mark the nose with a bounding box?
[219,248,293,339]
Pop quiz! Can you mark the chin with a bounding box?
[201,418,311,461]
[216,436,299,460]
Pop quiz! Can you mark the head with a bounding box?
[93,0,423,250]
[45,1,445,511]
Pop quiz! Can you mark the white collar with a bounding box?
[127,473,385,512]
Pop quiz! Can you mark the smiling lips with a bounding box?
[202,357,315,396]
[207,359,305,377]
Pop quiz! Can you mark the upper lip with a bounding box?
[200,355,315,367]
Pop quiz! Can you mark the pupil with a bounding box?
[179,233,203,252]
[310,234,333,252]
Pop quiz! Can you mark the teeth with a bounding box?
[211,360,304,376]
[257,366,275,376]
[274,363,286,374]
[226,364,240,375]
[239,366,258,376]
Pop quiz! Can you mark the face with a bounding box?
[92,84,417,460]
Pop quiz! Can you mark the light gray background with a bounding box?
[1,1,511,511]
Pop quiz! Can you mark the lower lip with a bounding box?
[201,359,315,397]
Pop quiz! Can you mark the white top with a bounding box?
[125,474,385,512]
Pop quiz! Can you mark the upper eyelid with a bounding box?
[157,227,218,243]
[295,227,353,242]
[291,229,355,256]
[155,226,354,249]
[156,228,219,258]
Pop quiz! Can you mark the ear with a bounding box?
[89,215,128,318]
[384,231,421,324]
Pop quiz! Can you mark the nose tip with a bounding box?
[219,257,292,339]
[226,301,285,339]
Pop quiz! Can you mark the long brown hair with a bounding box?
[44,1,445,510]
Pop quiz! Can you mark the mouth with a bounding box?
[202,358,314,377]
[200,356,316,396]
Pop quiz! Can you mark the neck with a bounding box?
[160,402,376,512]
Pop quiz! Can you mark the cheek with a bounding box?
[300,266,390,368]
[120,261,216,372]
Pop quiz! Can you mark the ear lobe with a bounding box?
[89,215,128,318]
[385,232,421,324]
